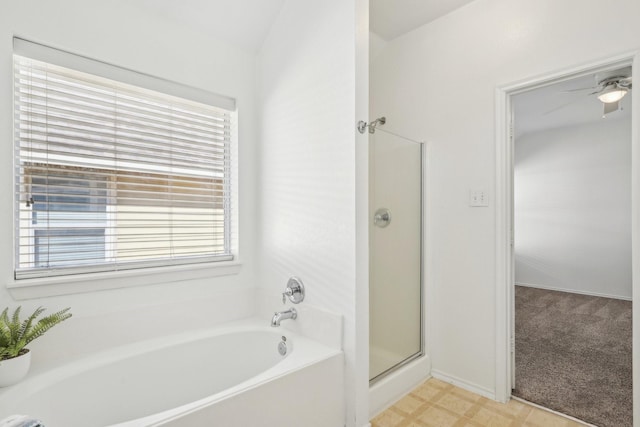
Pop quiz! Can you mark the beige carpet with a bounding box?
[513,286,632,427]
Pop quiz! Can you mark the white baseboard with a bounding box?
[431,370,495,400]
[515,282,632,301]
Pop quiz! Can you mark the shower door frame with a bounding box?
[369,136,426,385]
[494,51,640,419]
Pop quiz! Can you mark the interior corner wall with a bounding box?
[0,0,259,366]
[515,119,632,299]
[370,0,640,397]
[256,0,363,425]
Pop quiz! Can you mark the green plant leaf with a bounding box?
[4,307,21,344]
[17,306,45,342]
[0,306,72,361]
[24,307,72,346]
[0,308,10,348]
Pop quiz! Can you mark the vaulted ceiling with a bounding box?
[134,0,285,53]
[133,0,479,53]
[369,0,476,40]
[132,1,632,135]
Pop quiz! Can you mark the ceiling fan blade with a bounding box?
[560,86,597,93]
[542,98,584,116]
[603,100,620,116]
[618,77,632,89]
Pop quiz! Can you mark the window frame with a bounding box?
[10,38,240,298]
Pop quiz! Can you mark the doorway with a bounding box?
[495,53,639,427]
[510,67,632,426]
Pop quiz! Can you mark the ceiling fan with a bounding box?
[561,67,633,116]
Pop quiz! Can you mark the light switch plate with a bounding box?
[469,190,489,207]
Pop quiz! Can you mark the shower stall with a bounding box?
[361,117,429,412]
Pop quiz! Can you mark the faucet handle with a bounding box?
[282,277,305,304]
[282,285,296,303]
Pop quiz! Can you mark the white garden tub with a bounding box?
[0,319,344,427]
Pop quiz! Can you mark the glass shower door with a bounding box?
[369,128,423,382]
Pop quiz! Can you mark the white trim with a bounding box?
[431,370,495,400]
[7,261,242,300]
[494,84,512,404]
[632,53,640,427]
[354,2,370,424]
[423,142,433,363]
[495,51,639,421]
[515,282,632,302]
[511,397,598,427]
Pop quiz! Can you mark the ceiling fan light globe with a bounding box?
[597,86,628,103]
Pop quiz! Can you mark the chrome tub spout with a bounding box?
[271,308,297,327]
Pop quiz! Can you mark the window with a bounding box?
[29,166,109,268]
[14,39,235,280]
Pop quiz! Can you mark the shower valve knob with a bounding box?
[281,289,294,304]
[282,277,305,304]
[374,208,392,228]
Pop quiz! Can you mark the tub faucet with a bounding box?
[271,308,297,327]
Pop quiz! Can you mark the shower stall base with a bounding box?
[370,345,424,382]
[369,353,432,418]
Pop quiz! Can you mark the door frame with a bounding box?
[494,51,640,424]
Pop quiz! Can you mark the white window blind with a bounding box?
[14,52,234,280]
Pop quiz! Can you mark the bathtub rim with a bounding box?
[0,318,342,426]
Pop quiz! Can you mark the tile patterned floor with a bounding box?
[371,378,589,427]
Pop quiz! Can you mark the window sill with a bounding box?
[6,261,242,300]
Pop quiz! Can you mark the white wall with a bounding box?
[515,119,632,299]
[370,0,640,398]
[256,0,369,425]
[0,0,259,370]
[369,32,388,62]
[2,2,371,425]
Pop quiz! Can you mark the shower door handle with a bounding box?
[374,208,391,228]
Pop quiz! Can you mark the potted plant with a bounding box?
[0,306,72,387]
